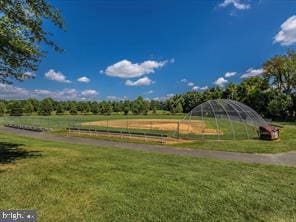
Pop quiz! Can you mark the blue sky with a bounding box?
[2,0,296,100]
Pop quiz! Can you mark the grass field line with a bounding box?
[1,126,296,167]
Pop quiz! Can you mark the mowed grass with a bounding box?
[1,114,296,153]
[0,132,296,221]
[176,124,296,153]
[0,114,186,129]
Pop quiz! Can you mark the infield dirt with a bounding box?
[81,119,218,135]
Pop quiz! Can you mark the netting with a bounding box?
[181,99,268,140]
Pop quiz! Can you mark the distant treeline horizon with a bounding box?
[1,51,296,121]
[0,80,294,121]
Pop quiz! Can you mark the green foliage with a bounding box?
[23,101,33,114]
[38,98,53,116]
[131,96,149,115]
[167,95,184,114]
[77,101,90,114]
[150,100,157,114]
[90,102,99,114]
[123,100,130,115]
[223,83,238,100]
[174,102,183,113]
[0,0,64,83]
[69,103,78,115]
[268,93,293,119]
[56,103,64,115]
[27,98,39,112]
[0,102,6,116]
[99,101,112,115]
[263,51,296,94]
[9,101,23,116]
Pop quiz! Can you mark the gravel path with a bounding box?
[1,127,296,167]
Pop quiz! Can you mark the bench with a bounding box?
[5,124,48,132]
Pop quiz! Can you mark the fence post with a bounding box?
[88,121,91,136]
[107,119,109,134]
[177,121,180,139]
[150,121,152,133]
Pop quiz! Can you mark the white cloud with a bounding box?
[106,96,127,101]
[192,85,209,92]
[103,59,167,78]
[45,69,71,83]
[200,86,209,91]
[33,89,52,96]
[240,68,263,79]
[214,77,228,87]
[0,84,30,99]
[81,89,98,97]
[77,76,90,83]
[219,0,250,10]
[224,71,237,78]
[274,15,296,46]
[192,86,199,91]
[146,90,154,94]
[33,88,79,100]
[187,82,194,87]
[152,93,174,101]
[125,77,154,86]
[0,84,99,100]
[180,78,188,83]
[166,93,175,98]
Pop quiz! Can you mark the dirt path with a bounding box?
[1,127,296,167]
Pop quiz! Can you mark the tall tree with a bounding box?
[69,102,78,115]
[0,0,64,83]
[223,83,238,100]
[90,102,99,114]
[38,98,53,115]
[99,101,112,115]
[0,102,6,116]
[23,100,33,115]
[268,92,293,120]
[9,101,23,116]
[56,103,64,115]
[131,96,148,115]
[263,51,296,94]
[123,100,130,115]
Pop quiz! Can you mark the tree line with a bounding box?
[0,96,159,116]
[0,51,295,120]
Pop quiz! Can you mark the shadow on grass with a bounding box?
[0,142,41,164]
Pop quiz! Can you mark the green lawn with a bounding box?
[1,114,296,153]
[0,131,296,221]
[0,114,186,129]
[176,124,296,153]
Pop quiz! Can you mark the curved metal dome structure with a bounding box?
[181,99,268,140]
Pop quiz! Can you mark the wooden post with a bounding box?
[177,121,180,139]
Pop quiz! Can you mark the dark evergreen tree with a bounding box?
[38,98,53,116]
[23,101,34,115]
[0,102,6,116]
[56,103,65,115]
[9,101,23,116]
